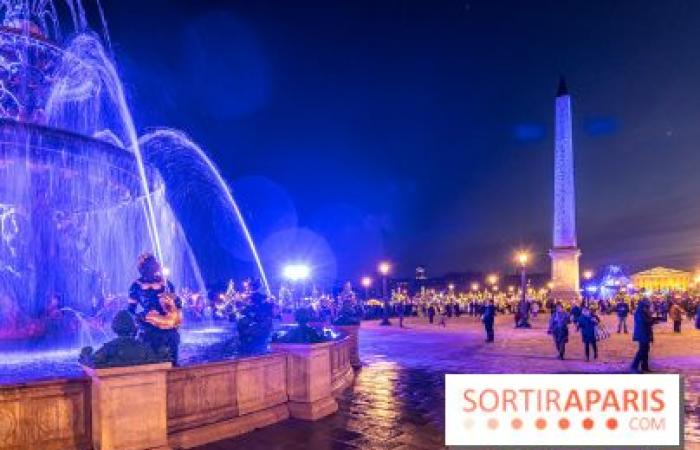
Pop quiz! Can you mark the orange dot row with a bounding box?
[477,417,618,430]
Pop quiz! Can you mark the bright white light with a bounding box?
[283,264,311,281]
[378,261,391,276]
[162,266,171,277]
[516,251,529,266]
[361,276,372,288]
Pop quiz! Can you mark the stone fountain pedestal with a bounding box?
[271,342,338,421]
[334,325,361,369]
[83,362,171,450]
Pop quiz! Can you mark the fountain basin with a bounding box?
[0,336,354,450]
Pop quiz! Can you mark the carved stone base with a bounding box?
[83,362,171,450]
[272,342,339,421]
[550,247,581,302]
[0,378,91,450]
[334,325,361,368]
[168,404,289,449]
[287,396,338,421]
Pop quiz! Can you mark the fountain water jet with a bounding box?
[140,129,271,295]
[0,0,268,365]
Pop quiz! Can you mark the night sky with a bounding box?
[101,0,700,281]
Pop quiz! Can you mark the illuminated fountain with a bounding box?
[0,1,268,377]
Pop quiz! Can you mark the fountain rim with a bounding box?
[0,25,62,47]
[0,119,164,206]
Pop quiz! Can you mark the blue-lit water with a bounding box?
[0,324,241,385]
[0,0,270,375]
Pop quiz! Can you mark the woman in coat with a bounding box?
[577,307,599,361]
[548,303,570,359]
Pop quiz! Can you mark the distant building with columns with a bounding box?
[631,267,692,292]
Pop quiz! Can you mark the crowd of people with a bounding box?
[348,287,700,374]
[4,265,700,374]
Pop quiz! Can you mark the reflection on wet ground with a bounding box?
[200,315,700,450]
[686,376,700,443]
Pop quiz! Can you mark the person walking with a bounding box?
[669,301,683,333]
[439,305,448,327]
[398,301,405,328]
[570,302,582,332]
[548,303,570,359]
[577,307,599,361]
[631,299,655,373]
[427,304,436,324]
[482,299,496,343]
[615,297,630,334]
[516,299,531,328]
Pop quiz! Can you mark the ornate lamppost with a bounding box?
[516,251,530,328]
[378,261,392,326]
[361,276,372,301]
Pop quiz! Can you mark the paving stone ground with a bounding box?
[199,314,700,450]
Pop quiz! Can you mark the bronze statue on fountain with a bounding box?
[127,253,183,365]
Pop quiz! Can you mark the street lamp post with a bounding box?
[378,261,391,326]
[487,274,498,299]
[361,276,372,301]
[516,251,529,328]
[282,264,310,310]
[582,269,593,305]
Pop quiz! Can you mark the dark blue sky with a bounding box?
[103,0,700,280]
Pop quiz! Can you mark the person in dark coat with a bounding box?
[631,299,655,373]
[669,302,683,333]
[548,303,570,359]
[482,299,496,343]
[577,307,599,361]
[570,303,582,331]
[427,305,435,324]
[615,298,630,334]
[516,300,531,328]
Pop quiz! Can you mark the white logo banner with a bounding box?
[445,374,680,447]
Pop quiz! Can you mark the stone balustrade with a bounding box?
[0,336,355,450]
[0,378,91,450]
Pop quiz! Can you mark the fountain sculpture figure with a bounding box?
[0,1,268,358]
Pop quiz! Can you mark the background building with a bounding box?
[631,266,692,292]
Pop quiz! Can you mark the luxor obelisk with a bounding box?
[550,77,581,301]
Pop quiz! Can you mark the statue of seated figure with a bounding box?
[79,310,170,368]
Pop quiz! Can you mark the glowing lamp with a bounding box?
[516,251,529,266]
[162,266,171,277]
[448,283,455,290]
[378,261,391,276]
[487,274,498,285]
[471,282,479,291]
[361,276,372,288]
[583,270,593,280]
[282,264,311,281]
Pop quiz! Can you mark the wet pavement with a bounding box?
[199,314,700,450]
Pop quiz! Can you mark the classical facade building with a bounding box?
[631,267,692,292]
